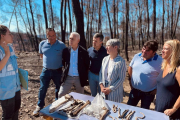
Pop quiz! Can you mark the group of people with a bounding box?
[0,25,179,120]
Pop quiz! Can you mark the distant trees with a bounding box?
[2,0,180,59]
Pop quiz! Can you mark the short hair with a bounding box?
[46,28,55,33]
[143,40,158,52]
[0,25,8,40]
[161,39,180,73]
[70,32,80,40]
[93,33,104,41]
[106,39,120,53]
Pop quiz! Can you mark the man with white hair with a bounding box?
[58,32,90,98]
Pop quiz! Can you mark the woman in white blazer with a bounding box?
[99,39,126,103]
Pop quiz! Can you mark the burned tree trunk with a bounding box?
[71,0,86,48]
[98,0,102,33]
[146,0,150,41]
[162,0,165,45]
[152,0,156,39]
[105,0,113,38]
[43,0,48,29]
[60,0,67,43]
[50,0,54,28]
[125,0,129,61]
[68,0,72,33]
[172,1,180,39]
[15,10,26,52]
[113,0,116,38]
[28,0,38,51]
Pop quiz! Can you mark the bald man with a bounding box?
[58,32,90,98]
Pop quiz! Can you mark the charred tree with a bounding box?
[15,10,26,52]
[125,0,129,61]
[172,1,180,39]
[152,0,156,39]
[98,0,102,33]
[67,0,72,33]
[43,0,48,29]
[60,0,67,43]
[50,0,54,28]
[113,0,116,38]
[105,0,113,38]
[162,0,165,46]
[28,0,38,51]
[146,0,150,41]
[72,0,86,48]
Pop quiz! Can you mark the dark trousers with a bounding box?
[127,88,155,109]
[37,67,62,108]
[0,91,21,120]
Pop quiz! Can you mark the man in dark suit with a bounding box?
[58,32,90,98]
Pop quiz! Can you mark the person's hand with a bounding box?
[164,108,176,116]
[100,86,106,93]
[2,41,10,57]
[104,87,111,95]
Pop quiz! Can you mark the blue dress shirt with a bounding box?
[68,47,79,76]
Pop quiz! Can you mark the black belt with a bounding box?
[133,88,154,95]
[68,75,79,78]
[90,70,99,75]
[44,67,62,71]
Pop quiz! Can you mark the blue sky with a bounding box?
[0,0,178,34]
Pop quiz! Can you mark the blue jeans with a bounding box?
[37,67,62,108]
[0,91,21,120]
[88,71,100,97]
[127,88,155,109]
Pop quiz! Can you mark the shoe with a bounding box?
[32,106,43,116]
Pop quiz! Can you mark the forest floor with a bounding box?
[0,48,160,120]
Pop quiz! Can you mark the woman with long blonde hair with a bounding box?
[155,40,180,119]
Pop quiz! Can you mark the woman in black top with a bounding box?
[155,40,180,119]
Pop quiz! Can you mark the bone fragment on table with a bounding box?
[125,111,135,120]
[71,100,91,116]
[49,94,74,113]
[109,115,115,120]
[118,108,121,118]
[68,102,84,114]
[124,111,132,118]
[99,107,109,120]
[115,117,119,120]
[112,105,118,113]
[135,112,145,120]
[119,109,129,118]
[62,100,83,112]
[62,100,79,112]
[63,100,76,109]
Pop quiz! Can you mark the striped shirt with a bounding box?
[99,55,127,103]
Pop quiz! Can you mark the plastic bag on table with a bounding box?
[79,93,110,120]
